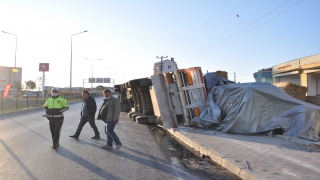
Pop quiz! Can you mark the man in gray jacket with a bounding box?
[97,89,122,150]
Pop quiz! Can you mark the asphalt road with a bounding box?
[0,97,205,180]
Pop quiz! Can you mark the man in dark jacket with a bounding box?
[69,91,100,139]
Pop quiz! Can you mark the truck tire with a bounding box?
[114,84,121,89]
[139,78,152,87]
[114,88,120,93]
[129,78,153,88]
[128,112,136,118]
[129,79,140,88]
[136,116,149,124]
[132,114,140,121]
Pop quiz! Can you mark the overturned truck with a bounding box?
[115,59,208,129]
[114,60,320,142]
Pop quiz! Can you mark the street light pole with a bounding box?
[85,58,102,90]
[70,30,87,99]
[2,31,18,109]
[104,68,116,88]
[115,73,125,84]
[83,79,86,90]
[120,73,125,84]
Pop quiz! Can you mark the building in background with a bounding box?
[253,68,273,83]
[272,54,320,96]
[0,66,22,97]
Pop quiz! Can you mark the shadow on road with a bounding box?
[0,138,37,179]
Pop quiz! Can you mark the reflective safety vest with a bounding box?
[44,96,68,120]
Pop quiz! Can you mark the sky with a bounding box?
[0,0,319,88]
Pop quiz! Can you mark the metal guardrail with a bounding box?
[0,92,103,114]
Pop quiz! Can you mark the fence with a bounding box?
[0,91,103,114]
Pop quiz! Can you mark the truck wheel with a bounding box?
[139,78,152,87]
[129,79,140,88]
[114,84,121,89]
[136,116,149,124]
[114,88,120,93]
[132,114,140,121]
[128,112,136,118]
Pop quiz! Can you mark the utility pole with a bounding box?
[104,68,116,88]
[70,30,87,99]
[2,31,18,109]
[234,71,236,83]
[42,72,45,96]
[83,79,86,90]
[85,58,102,90]
[156,56,168,74]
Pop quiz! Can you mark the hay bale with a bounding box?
[274,82,307,101]
[215,70,228,79]
[306,95,320,106]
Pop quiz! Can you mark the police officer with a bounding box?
[44,87,69,148]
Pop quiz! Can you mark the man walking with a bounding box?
[44,87,69,148]
[97,89,122,150]
[70,91,100,139]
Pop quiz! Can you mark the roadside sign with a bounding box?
[103,78,110,83]
[39,63,49,71]
[89,78,95,83]
[88,78,110,83]
[2,84,12,98]
[96,78,104,83]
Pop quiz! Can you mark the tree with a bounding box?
[21,83,25,90]
[15,81,22,91]
[96,85,105,91]
[25,80,36,90]
[36,76,47,91]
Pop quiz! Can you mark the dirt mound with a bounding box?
[274,82,307,101]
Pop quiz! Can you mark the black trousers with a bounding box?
[49,119,64,144]
[75,116,100,137]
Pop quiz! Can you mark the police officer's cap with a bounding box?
[51,87,60,92]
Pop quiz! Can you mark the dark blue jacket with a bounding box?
[81,96,97,117]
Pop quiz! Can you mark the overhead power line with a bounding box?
[178,0,275,59]
[167,0,233,53]
[180,0,303,64]
[172,0,247,54]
